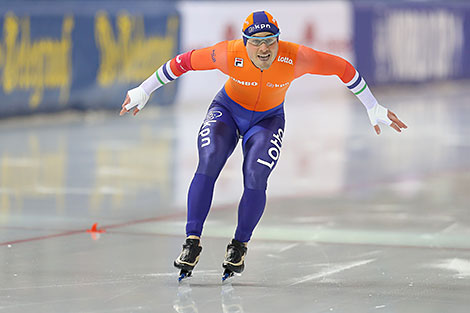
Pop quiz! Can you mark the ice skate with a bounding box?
[222,239,247,282]
[174,237,202,282]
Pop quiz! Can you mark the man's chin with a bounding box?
[253,58,270,68]
[259,61,273,70]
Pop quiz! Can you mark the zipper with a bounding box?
[250,69,263,126]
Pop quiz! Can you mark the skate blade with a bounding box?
[222,272,233,283]
[178,270,192,282]
[222,270,241,283]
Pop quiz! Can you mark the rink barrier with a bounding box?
[2,1,470,118]
[0,2,180,118]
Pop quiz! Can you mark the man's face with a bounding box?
[245,32,279,70]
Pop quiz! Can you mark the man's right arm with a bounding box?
[120,41,228,116]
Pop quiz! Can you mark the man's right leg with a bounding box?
[174,105,239,278]
[185,105,239,237]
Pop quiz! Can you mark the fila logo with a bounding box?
[277,56,293,65]
[234,58,244,68]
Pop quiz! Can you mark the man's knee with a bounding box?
[196,148,226,177]
[243,168,269,190]
[242,125,284,189]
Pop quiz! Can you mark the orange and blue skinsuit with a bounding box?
[169,39,356,112]
[159,39,357,242]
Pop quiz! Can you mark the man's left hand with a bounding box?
[368,103,407,135]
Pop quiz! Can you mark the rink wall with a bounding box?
[0,1,469,118]
[0,1,180,118]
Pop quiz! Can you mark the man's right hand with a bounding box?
[120,86,149,116]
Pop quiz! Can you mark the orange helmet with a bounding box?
[242,11,280,44]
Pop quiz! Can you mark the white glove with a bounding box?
[124,86,149,111]
[367,103,392,126]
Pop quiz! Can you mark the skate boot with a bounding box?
[222,239,247,282]
[174,237,202,282]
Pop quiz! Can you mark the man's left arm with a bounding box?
[344,68,407,135]
[295,45,407,135]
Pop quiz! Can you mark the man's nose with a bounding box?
[258,42,269,50]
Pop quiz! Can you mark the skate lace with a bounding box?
[226,244,242,261]
[180,242,199,261]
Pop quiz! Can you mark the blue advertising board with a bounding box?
[0,2,180,118]
[353,2,470,85]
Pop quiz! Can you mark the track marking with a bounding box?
[0,211,186,247]
[289,259,375,286]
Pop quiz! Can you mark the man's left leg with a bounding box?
[223,114,285,277]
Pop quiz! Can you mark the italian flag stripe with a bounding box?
[155,71,165,85]
[355,83,367,95]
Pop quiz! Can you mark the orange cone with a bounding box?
[87,223,105,233]
[87,223,105,240]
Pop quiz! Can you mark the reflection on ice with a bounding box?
[172,282,245,313]
[173,283,198,313]
[221,283,244,313]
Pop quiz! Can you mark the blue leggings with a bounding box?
[186,101,285,242]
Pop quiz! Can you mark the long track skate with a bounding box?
[174,238,202,282]
[222,239,247,282]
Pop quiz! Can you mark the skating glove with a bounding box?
[124,86,149,112]
[367,103,392,127]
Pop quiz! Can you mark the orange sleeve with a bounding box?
[190,41,229,74]
[294,45,356,83]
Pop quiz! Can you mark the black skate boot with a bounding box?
[174,237,202,282]
[222,239,247,282]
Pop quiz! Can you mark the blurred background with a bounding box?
[1,0,468,208]
[0,1,470,312]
